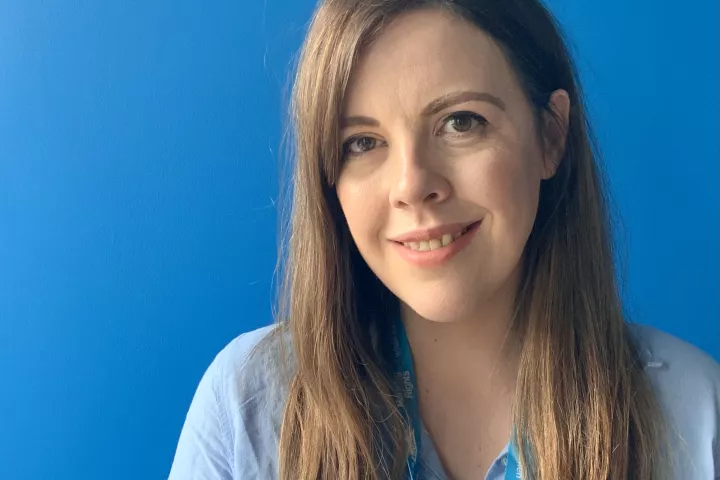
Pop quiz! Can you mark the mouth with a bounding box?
[394,220,481,252]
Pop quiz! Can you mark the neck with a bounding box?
[399,284,523,480]
[400,277,523,397]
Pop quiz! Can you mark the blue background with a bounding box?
[0,1,717,479]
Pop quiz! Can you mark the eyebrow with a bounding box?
[423,90,506,116]
[341,90,506,130]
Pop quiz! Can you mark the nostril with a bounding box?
[426,192,439,201]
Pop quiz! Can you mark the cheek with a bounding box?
[336,176,387,249]
[464,149,542,238]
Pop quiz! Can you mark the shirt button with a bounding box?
[501,456,508,466]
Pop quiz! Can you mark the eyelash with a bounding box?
[342,111,488,157]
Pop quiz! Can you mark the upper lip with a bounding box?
[389,220,481,243]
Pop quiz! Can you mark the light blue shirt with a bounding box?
[168,323,720,479]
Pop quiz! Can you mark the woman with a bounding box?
[169,0,720,478]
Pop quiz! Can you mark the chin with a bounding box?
[399,291,477,324]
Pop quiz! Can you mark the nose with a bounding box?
[389,143,451,209]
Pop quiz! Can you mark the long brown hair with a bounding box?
[272,0,672,478]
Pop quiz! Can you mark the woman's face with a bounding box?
[336,8,563,323]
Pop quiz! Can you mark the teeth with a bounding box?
[402,230,466,251]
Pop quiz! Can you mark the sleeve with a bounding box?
[168,357,233,480]
[712,361,719,480]
[715,401,719,480]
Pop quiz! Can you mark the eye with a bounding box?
[438,112,488,135]
[343,136,381,156]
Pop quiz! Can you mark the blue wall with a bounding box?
[0,1,716,479]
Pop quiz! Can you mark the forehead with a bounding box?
[343,8,519,116]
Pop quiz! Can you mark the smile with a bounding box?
[400,223,475,251]
[390,220,482,267]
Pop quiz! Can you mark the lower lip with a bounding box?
[390,221,481,268]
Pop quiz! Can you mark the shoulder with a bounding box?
[629,323,720,393]
[628,323,720,477]
[209,322,292,428]
[210,323,289,387]
[169,323,292,479]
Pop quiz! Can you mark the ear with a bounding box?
[540,89,570,179]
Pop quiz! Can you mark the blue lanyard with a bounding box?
[391,317,523,480]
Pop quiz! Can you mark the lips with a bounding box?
[398,222,478,251]
[389,220,482,267]
[389,220,481,243]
